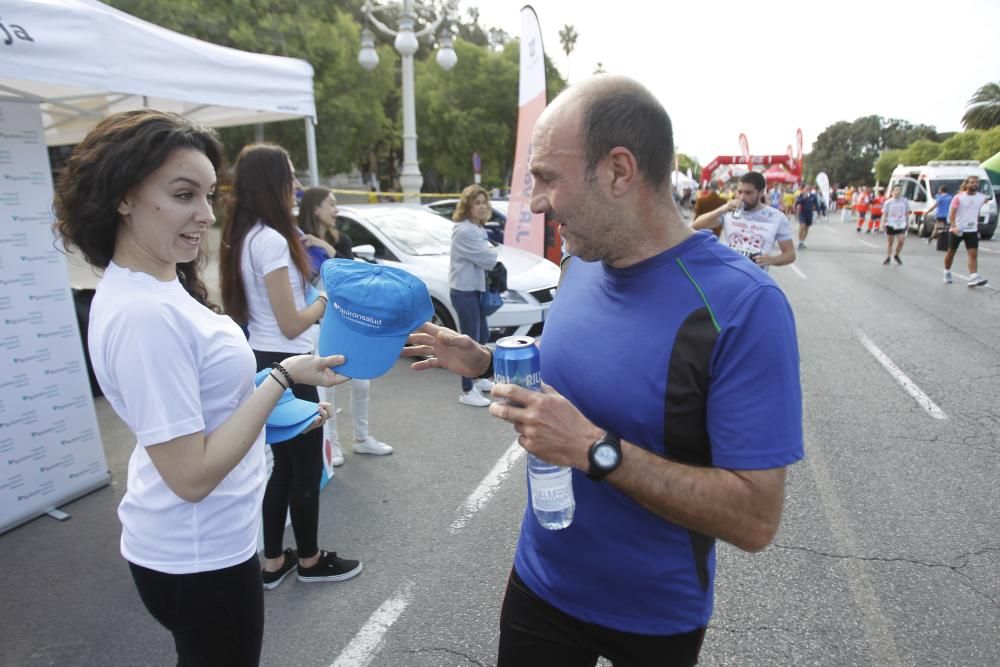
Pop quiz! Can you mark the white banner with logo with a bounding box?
[0,100,108,534]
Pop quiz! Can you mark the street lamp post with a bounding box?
[358,0,458,203]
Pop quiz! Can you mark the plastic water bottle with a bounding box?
[494,336,575,530]
[527,454,575,530]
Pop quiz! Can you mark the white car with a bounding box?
[335,204,559,339]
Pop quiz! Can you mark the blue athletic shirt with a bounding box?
[935,193,954,219]
[513,230,804,635]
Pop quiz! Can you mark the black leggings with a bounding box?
[129,555,264,667]
[254,349,323,560]
[498,568,705,667]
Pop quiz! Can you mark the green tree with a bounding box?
[936,130,983,160]
[899,139,943,166]
[962,81,1000,130]
[415,38,566,191]
[676,153,700,178]
[808,115,937,184]
[874,149,904,184]
[975,126,1000,162]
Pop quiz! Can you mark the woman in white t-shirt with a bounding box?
[219,145,364,591]
[53,111,345,666]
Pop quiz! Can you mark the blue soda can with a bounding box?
[493,336,541,395]
[494,336,575,530]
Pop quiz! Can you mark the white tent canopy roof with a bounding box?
[0,0,317,146]
[670,170,698,189]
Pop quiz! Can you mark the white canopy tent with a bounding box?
[670,170,698,192]
[0,0,320,182]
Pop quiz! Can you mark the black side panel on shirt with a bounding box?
[663,306,718,591]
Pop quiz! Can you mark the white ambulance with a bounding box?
[887,161,997,239]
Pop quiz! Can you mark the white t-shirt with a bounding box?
[241,223,313,353]
[721,205,793,263]
[950,191,987,233]
[882,198,910,230]
[89,262,266,574]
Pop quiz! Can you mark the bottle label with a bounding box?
[531,471,574,512]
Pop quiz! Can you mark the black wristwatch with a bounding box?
[587,431,622,481]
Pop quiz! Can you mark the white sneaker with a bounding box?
[967,274,988,287]
[458,387,491,407]
[325,439,345,467]
[943,271,952,284]
[474,378,495,392]
[353,436,393,456]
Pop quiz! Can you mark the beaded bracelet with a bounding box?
[267,371,289,391]
[270,362,296,388]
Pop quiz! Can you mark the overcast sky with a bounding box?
[460,0,1000,164]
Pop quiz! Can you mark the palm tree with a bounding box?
[558,24,578,81]
[962,81,1000,130]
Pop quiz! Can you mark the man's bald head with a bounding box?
[540,75,674,192]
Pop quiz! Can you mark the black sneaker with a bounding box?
[262,548,298,590]
[882,257,891,265]
[894,255,902,265]
[297,550,363,583]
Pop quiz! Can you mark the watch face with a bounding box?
[593,443,619,468]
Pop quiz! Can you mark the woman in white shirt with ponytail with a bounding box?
[220,145,364,592]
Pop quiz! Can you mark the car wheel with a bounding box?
[432,299,456,331]
[981,231,994,240]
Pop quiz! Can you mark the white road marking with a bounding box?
[789,264,807,280]
[329,440,525,664]
[331,582,415,667]
[331,440,525,664]
[979,246,994,253]
[857,239,879,249]
[857,332,946,420]
[449,438,524,534]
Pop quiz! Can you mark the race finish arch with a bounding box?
[701,154,802,185]
[701,129,804,185]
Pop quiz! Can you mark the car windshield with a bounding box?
[365,208,454,256]
[929,179,994,198]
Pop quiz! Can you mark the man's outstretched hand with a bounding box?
[404,322,491,378]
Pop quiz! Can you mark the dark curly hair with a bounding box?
[53,110,225,310]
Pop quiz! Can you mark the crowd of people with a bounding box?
[685,172,989,286]
[50,69,994,666]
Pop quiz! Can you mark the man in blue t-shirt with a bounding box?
[405,75,804,667]
[794,187,819,249]
[928,185,953,244]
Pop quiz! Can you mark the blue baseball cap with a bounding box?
[254,369,319,444]
[266,415,319,445]
[318,259,433,379]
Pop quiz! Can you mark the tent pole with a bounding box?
[305,117,319,186]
